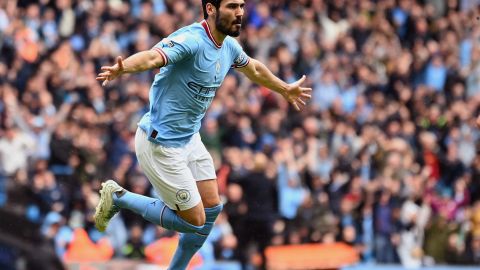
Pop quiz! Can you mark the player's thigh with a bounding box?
[134,128,202,212]
[187,133,221,207]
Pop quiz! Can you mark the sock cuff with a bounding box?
[204,204,223,221]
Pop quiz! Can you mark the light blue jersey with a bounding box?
[138,20,250,147]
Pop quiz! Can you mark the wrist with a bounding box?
[278,84,289,96]
[118,66,128,75]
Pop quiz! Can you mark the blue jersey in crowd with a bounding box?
[138,20,250,147]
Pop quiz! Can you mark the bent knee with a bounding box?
[203,196,221,208]
[177,203,207,226]
[188,213,206,227]
[183,207,206,226]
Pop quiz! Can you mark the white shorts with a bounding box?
[134,128,216,211]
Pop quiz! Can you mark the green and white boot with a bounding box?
[94,180,123,232]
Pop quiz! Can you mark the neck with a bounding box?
[206,18,226,45]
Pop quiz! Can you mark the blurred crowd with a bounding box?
[2,0,480,269]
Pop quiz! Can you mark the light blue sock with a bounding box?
[113,191,203,233]
[169,204,223,270]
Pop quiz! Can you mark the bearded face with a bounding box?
[214,1,243,37]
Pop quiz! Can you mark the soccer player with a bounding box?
[94,0,311,268]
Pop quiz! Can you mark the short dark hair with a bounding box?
[202,0,221,19]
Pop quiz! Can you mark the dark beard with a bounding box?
[215,13,241,37]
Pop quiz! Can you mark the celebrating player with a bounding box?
[94,0,311,269]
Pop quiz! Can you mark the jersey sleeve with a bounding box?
[230,38,250,68]
[152,32,199,66]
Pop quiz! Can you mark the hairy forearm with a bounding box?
[121,50,164,74]
[244,59,288,94]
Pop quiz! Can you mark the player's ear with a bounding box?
[206,3,217,17]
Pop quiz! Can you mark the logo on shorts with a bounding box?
[176,189,191,203]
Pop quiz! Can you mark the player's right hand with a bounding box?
[96,56,125,86]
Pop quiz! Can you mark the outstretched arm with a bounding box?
[96,50,166,86]
[237,58,312,110]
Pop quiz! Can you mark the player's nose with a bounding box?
[235,6,244,17]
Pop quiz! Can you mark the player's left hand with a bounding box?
[282,75,312,111]
[96,56,125,86]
